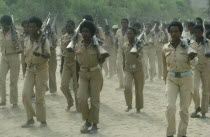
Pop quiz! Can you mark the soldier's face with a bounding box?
[194,29,203,39]
[121,20,128,28]
[1,23,10,32]
[196,20,202,25]
[28,23,39,36]
[66,23,74,34]
[169,26,181,41]
[81,27,92,40]
[127,29,135,41]
[23,24,29,33]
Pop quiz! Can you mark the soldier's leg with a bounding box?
[0,57,9,104]
[103,58,108,77]
[108,48,116,77]
[200,69,209,115]
[124,71,133,110]
[77,76,89,121]
[143,50,149,79]
[88,70,103,124]
[148,49,156,81]
[35,67,48,122]
[9,55,20,105]
[22,70,36,120]
[178,75,193,137]
[134,69,144,110]
[72,65,79,111]
[166,76,179,136]
[116,52,124,88]
[48,50,57,93]
[156,49,163,79]
[61,64,74,110]
[192,69,201,110]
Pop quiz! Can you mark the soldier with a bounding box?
[116,18,129,90]
[20,20,29,77]
[162,21,197,137]
[119,27,144,113]
[46,24,57,94]
[206,31,210,106]
[60,20,81,111]
[75,21,105,134]
[0,15,20,107]
[190,25,210,119]
[184,22,195,40]
[142,23,156,81]
[21,16,50,128]
[103,22,117,78]
[195,17,203,25]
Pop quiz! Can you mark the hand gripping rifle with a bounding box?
[9,11,23,54]
[66,19,86,52]
[33,13,51,54]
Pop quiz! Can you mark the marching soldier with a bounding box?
[206,31,210,106]
[0,15,20,107]
[46,24,58,94]
[190,25,210,119]
[162,21,197,137]
[22,16,50,128]
[75,21,105,134]
[60,20,81,111]
[142,23,156,81]
[119,27,144,113]
[116,18,129,90]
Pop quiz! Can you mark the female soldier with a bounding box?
[21,16,50,128]
[75,21,105,134]
[119,27,144,113]
[162,21,197,137]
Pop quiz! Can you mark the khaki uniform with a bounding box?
[143,32,156,81]
[154,30,165,79]
[162,42,197,137]
[103,34,117,77]
[48,33,57,93]
[20,32,28,77]
[191,39,210,114]
[116,29,128,87]
[0,29,20,104]
[75,42,104,124]
[60,33,82,109]
[119,42,144,109]
[22,37,50,122]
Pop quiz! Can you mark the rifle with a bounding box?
[66,19,86,52]
[8,11,23,54]
[104,18,117,45]
[130,29,145,54]
[33,13,51,54]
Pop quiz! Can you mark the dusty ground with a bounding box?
[0,63,210,137]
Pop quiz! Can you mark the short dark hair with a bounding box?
[80,21,96,36]
[0,15,12,25]
[66,19,75,28]
[121,18,129,23]
[21,20,29,27]
[206,31,210,38]
[194,24,204,33]
[83,15,93,22]
[128,27,137,35]
[28,16,42,29]
[187,22,195,28]
[168,21,183,33]
[132,22,141,29]
[196,17,203,24]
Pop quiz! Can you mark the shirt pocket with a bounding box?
[179,51,188,63]
[76,50,84,63]
[165,51,171,64]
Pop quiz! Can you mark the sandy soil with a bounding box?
[0,61,209,137]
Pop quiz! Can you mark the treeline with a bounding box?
[0,0,205,28]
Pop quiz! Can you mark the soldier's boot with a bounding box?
[21,118,35,128]
[89,124,98,134]
[0,102,6,106]
[190,107,201,118]
[80,121,92,134]
[125,106,132,112]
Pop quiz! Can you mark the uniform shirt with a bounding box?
[104,35,115,48]
[48,32,58,49]
[190,38,210,71]
[60,33,82,59]
[162,41,198,80]
[23,37,50,66]
[0,29,20,55]
[75,41,102,68]
[119,41,143,71]
[116,28,128,48]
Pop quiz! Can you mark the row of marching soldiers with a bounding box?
[0,12,209,137]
